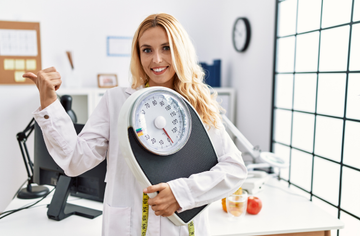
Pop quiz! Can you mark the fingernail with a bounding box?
[143,188,148,193]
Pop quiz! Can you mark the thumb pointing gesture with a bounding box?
[23,67,62,110]
[23,72,38,83]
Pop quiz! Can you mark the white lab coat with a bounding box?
[33,86,247,236]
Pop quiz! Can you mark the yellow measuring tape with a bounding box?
[141,193,149,236]
[141,193,195,235]
[188,221,195,235]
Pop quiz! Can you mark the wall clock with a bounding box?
[232,17,251,52]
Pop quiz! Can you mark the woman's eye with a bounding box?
[143,48,151,53]
[163,46,170,51]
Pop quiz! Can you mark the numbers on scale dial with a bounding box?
[134,92,186,154]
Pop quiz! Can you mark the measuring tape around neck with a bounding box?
[141,193,194,235]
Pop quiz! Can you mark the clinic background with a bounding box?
[0,0,276,213]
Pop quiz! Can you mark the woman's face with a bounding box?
[139,26,176,89]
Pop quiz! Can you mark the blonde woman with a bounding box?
[24,13,247,236]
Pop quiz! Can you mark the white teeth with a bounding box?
[153,67,166,72]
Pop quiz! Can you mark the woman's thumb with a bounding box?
[23,72,37,83]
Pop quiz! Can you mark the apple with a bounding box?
[247,196,262,215]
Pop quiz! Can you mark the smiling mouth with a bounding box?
[151,66,168,75]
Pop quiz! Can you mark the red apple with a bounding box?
[247,196,262,215]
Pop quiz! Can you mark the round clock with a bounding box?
[232,17,251,52]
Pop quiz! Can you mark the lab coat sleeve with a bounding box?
[32,93,110,177]
[167,123,247,212]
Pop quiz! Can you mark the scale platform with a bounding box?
[119,87,219,225]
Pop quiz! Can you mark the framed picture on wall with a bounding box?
[97,74,118,88]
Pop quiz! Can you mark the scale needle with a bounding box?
[163,128,173,143]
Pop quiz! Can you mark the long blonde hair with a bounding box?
[130,13,222,128]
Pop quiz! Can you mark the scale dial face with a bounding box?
[130,89,192,156]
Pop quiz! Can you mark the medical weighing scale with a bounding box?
[118,87,218,226]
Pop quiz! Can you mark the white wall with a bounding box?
[0,86,39,211]
[0,0,276,213]
[220,0,276,161]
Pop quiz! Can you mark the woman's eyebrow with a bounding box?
[140,42,169,48]
[140,44,152,48]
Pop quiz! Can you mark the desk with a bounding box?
[209,177,344,236]
[0,189,103,236]
[0,178,343,236]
